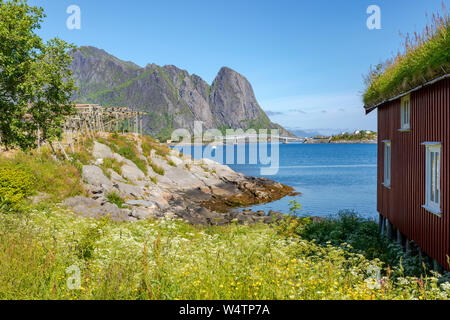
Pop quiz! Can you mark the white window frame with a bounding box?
[422,142,441,216]
[383,140,391,188]
[400,94,411,130]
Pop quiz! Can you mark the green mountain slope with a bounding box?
[70,46,294,140]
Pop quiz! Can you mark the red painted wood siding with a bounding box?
[377,78,450,270]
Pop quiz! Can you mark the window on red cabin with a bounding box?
[383,141,391,187]
[423,143,441,216]
[400,95,411,130]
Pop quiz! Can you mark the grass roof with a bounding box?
[363,6,450,110]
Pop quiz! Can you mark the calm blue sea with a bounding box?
[174,143,378,219]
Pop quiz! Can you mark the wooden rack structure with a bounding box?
[64,104,144,136]
[55,104,145,156]
[1,104,145,155]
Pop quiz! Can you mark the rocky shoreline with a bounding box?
[62,137,297,226]
[303,138,377,144]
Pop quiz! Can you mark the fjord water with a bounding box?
[176,143,378,219]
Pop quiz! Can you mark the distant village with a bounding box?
[303,130,378,144]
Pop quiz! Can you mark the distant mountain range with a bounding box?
[286,129,325,138]
[69,46,294,140]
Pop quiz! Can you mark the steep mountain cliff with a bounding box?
[70,46,293,139]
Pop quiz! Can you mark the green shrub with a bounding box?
[148,160,164,176]
[117,147,147,175]
[142,140,153,157]
[106,191,124,208]
[71,149,93,166]
[76,218,108,260]
[132,158,148,175]
[167,159,176,167]
[141,135,171,157]
[0,167,35,207]
[118,146,135,160]
[101,158,123,177]
[13,150,84,201]
[298,210,433,277]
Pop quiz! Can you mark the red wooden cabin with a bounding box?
[366,74,450,271]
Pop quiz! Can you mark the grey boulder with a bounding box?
[82,166,112,190]
[93,141,114,159]
[64,196,129,222]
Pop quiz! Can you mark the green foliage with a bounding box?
[104,135,148,175]
[141,139,153,157]
[289,200,302,215]
[363,8,449,107]
[132,158,148,175]
[0,166,35,208]
[155,145,171,157]
[299,210,433,277]
[106,191,124,209]
[0,149,84,203]
[150,176,157,185]
[148,160,165,176]
[0,209,448,300]
[242,114,273,132]
[167,159,176,167]
[156,113,175,142]
[142,135,171,168]
[218,125,232,136]
[70,141,94,173]
[76,218,108,260]
[100,158,123,177]
[118,146,135,159]
[331,131,377,142]
[0,0,77,150]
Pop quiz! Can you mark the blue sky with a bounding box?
[31,0,448,134]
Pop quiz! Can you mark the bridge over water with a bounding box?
[220,134,304,144]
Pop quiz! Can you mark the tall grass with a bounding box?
[148,159,165,176]
[0,208,448,300]
[106,191,125,208]
[141,135,171,158]
[364,4,450,107]
[298,210,432,277]
[100,158,123,178]
[101,134,148,175]
[0,149,84,203]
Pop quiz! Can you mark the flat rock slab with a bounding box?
[82,165,112,190]
[121,163,145,182]
[108,169,125,183]
[167,155,183,167]
[64,196,129,222]
[93,142,114,159]
[125,200,156,208]
[130,207,156,220]
[115,182,145,200]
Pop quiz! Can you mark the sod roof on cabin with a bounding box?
[363,10,450,111]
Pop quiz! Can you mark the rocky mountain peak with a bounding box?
[70,46,294,139]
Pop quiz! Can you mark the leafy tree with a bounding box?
[0,0,77,150]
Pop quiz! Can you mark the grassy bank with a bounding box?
[0,206,448,300]
[363,7,449,108]
[297,211,441,277]
[0,142,449,300]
